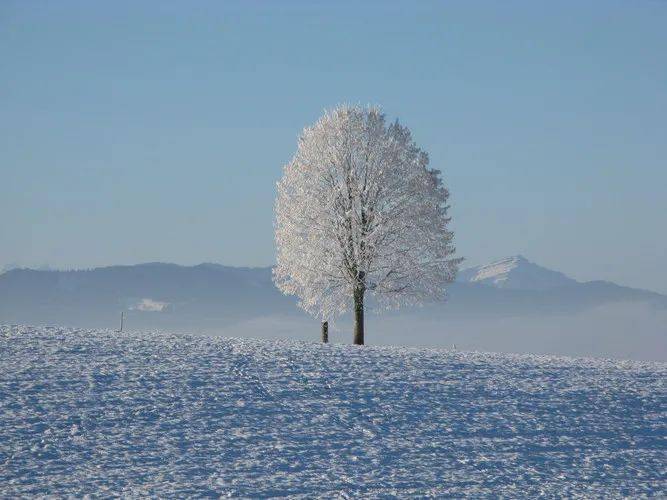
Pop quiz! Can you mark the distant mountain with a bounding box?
[457,255,577,290]
[1,263,53,273]
[0,263,295,332]
[1,258,665,361]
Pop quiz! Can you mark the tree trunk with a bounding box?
[353,287,364,345]
[321,321,328,343]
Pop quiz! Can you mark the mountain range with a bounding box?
[1,256,665,361]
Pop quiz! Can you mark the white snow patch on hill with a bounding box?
[470,256,523,285]
[130,298,170,312]
[1,325,665,497]
[458,255,578,290]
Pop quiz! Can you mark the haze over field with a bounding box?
[2,256,665,361]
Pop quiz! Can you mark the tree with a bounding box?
[274,105,461,345]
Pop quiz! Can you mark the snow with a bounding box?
[469,256,524,286]
[1,325,665,497]
[130,298,170,312]
[458,255,577,290]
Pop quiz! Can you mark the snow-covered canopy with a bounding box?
[274,105,461,318]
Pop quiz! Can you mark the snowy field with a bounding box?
[1,325,665,497]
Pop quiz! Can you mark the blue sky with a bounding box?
[1,1,666,293]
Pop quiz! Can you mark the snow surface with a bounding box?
[1,325,665,497]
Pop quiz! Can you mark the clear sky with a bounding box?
[1,0,666,293]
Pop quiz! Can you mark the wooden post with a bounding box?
[321,321,328,343]
[119,311,124,332]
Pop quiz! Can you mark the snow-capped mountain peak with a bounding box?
[458,255,578,290]
[467,255,527,286]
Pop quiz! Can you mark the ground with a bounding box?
[1,325,665,497]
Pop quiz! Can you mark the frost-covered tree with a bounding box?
[274,105,461,345]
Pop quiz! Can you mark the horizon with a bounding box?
[2,1,666,294]
[3,254,665,296]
